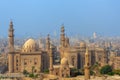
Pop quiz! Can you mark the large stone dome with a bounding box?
[61,57,68,65]
[22,39,37,52]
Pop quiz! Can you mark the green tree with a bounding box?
[32,66,35,74]
[23,69,29,75]
[29,73,34,78]
[107,72,114,76]
[113,69,120,75]
[91,62,100,76]
[100,65,112,74]
[70,68,83,77]
[44,69,49,74]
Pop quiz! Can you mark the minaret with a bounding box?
[84,47,90,80]
[60,25,65,48]
[49,44,53,74]
[8,21,14,73]
[8,21,14,52]
[46,34,50,52]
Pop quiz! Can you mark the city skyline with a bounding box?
[0,0,120,37]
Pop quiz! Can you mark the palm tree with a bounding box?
[91,62,101,76]
[32,66,35,74]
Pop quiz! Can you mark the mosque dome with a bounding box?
[22,39,37,52]
[61,57,68,65]
[80,42,86,48]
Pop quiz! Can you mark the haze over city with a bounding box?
[1,1,120,80]
[0,0,120,37]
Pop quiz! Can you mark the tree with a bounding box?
[113,69,120,75]
[32,66,35,74]
[91,62,100,76]
[70,68,83,77]
[23,69,29,75]
[100,65,112,74]
[29,73,34,78]
[44,69,49,74]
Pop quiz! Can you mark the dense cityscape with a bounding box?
[0,21,120,80]
[0,0,120,80]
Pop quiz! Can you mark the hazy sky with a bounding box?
[0,0,120,37]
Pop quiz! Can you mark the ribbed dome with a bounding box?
[61,57,68,65]
[22,39,37,52]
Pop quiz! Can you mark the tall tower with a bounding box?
[84,47,90,80]
[8,21,14,73]
[46,34,50,52]
[49,44,53,74]
[8,21,14,52]
[60,25,65,48]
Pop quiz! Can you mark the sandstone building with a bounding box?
[8,21,51,73]
[59,26,108,69]
[109,51,120,70]
[8,21,109,78]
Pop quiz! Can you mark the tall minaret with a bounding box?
[49,44,53,74]
[60,25,65,48]
[84,47,90,80]
[8,21,14,52]
[8,21,14,73]
[46,34,50,52]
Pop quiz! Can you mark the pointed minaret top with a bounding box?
[9,20,14,30]
[10,20,13,26]
[61,24,65,33]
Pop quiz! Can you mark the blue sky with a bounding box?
[0,0,120,37]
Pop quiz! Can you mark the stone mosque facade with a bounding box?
[8,21,108,78]
[8,21,50,73]
[59,26,108,69]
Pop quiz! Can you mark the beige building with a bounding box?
[49,43,72,77]
[50,57,72,77]
[59,26,108,69]
[8,21,71,78]
[109,51,120,70]
[8,21,109,78]
[8,21,51,73]
[113,57,120,69]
